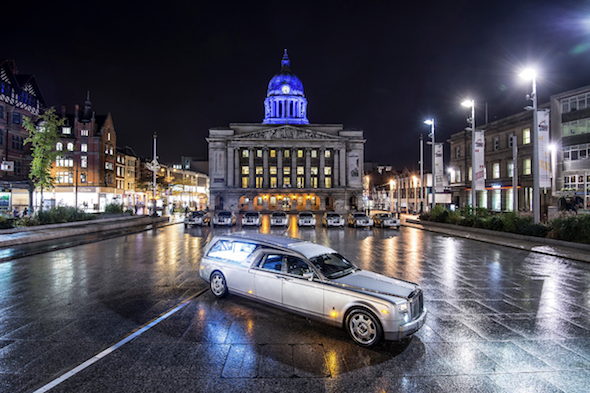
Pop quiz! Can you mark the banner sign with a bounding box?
[473,131,485,190]
[434,143,444,189]
[538,110,551,188]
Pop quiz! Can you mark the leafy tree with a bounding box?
[23,108,66,210]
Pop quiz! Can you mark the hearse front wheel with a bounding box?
[210,271,228,298]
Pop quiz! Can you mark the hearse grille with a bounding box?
[409,289,424,321]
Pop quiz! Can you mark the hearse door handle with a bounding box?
[279,276,292,281]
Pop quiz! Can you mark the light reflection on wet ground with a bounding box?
[1,212,590,392]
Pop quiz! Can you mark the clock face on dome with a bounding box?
[281,85,291,94]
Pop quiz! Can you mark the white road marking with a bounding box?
[33,289,206,393]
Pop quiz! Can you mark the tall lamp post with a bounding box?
[461,100,476,210]
[424,119,435,210]
[520,69,540,223]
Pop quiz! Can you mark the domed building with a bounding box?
[263,50,309,125]
[207,50,365,213]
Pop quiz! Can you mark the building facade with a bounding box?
[0,59,46,211]
[447,109,554,215]
[207,51,365,213]
[550,86,590,211]
[49,95,121,211]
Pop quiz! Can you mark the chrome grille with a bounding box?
[409,289,424,321]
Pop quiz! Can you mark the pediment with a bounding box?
[235,126,341,140]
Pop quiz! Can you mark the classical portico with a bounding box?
[207,51,364,213]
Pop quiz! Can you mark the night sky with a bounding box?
[4,1,590,172]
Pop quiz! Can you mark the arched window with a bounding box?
[56,142,63,151]
[67,142,74,151]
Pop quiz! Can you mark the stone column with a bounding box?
[319,148,325,188]
[277,148,283,188]
[263,147,269,188]
[334,149,339,187]
[227,147,234,187]
[234,149,240,188]
[320,194,326,210]
[305,148,311,188]
[340,147,347,188]
[249,148,254,188]
[291,148,297,187]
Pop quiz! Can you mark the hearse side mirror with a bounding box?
[303,272,314,281]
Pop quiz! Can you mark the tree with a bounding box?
[23,107,65,211]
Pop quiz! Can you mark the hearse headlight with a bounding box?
[398,303,409,313]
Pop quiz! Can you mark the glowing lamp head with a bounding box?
[461,99,474,108]
[519,68,537,80]
[424,119,433,125]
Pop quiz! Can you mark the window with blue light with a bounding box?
[13,112,20,124]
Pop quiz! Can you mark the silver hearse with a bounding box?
[199,233,426,347]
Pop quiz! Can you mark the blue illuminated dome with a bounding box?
[263,50,309,125]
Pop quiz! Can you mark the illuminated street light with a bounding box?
[424,119,435,210]
[520,68,540,223]
[461,99,476,210]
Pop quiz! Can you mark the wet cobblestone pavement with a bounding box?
[1,214,590,392]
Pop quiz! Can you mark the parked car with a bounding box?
[199,233,427,347]
[242,211,261,227]
[372,212,401,229]
[348,212,373,228]
[297,211,316,227]
[322,212,344,227]
[184,210,210,227]
[270,211,288,226]
[212,211,236,226]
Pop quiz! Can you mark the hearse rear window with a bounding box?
[207,240,258,263]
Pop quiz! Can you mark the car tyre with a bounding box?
[210,271,228,298]
[345,308,382,348]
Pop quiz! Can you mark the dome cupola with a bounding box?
[263,50,309,125]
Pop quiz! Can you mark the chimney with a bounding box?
[61,105,66,118]
[74,104,79,120]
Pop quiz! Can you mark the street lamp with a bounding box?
[461,99,476,210]
[424,119,435,210]
[412,175,418,214]
[520,68,540,223]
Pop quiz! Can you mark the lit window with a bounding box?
[311,167,318,175]
[62,127,71,135]
[81,144,87,152]
[508,162,513,177]
[298,149,304,158]
[493,162,500,178]
[270,166,277,175]
[523,158,531,175]
[297,166,304,175]
[67,142,74,151]
[324,167,332,175]
[107,132,111,141]
[81,156,87,168]
[257,149,262,158]
[242,149,249,158]
[325,150,331,158]
[311,150,317,158]
[56,142,63,151]
[81,129,89,136]
[523,129,531,144]
[242,166,249,175]
[270,149,276,158]
[284,149,290,158]
[256,166,263,175]
[325,177,332,188]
